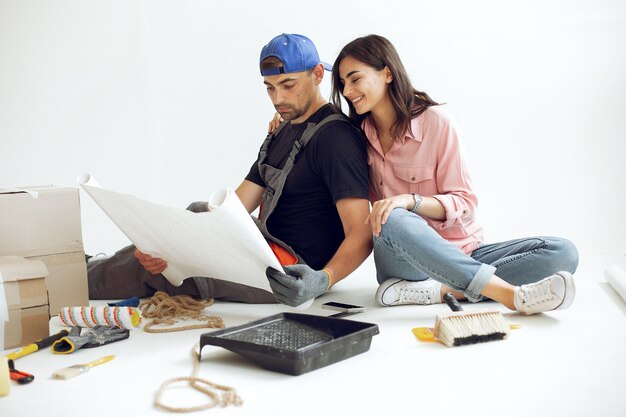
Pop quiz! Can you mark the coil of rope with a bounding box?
[138,291,242,412]
[139,291,224,333]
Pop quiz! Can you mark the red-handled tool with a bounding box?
[8,360,34,385]
[3,329,70,389]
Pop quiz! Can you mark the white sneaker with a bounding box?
[375,278,443,306]
[513,271,575,315]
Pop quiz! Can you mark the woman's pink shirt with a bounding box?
[363,106,483,254]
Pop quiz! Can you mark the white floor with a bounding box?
[2,247,626,417]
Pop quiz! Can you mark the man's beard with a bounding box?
[275,97,313,121]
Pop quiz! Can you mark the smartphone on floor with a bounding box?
[322,301,366,314]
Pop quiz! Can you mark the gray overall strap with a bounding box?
[257,121,289,164]
[255,113,349,256]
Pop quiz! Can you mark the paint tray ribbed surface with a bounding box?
[199,313,379,375]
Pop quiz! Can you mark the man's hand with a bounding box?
[266,265,329,307]
[134,249,168,275]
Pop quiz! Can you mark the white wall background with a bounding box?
[1,0,625,262]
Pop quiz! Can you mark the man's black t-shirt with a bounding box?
[246,104,369,270]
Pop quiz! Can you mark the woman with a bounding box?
[328,35,578,314]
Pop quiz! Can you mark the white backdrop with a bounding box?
[1,0,625,261]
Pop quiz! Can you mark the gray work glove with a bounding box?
[52,326,130,354]
[186,201,209,213]
[266,264,330,307]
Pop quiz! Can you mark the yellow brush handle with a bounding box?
[412,327,437,342]
[86,355,115,368]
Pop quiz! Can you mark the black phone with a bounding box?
[322,301,366,313]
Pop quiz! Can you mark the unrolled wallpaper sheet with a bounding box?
[78,174,283,292]
[605,265,626,303]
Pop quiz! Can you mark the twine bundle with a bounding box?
[139,291,224,333]
[154,345,242,412]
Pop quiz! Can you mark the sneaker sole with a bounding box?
[554,271,575,310]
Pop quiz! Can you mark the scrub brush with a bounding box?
[52,355,115,380]
[413,293,511,347]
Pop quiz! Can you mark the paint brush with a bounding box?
[434,293,510,346]
[412,293,514,347]
[52,355,115,380]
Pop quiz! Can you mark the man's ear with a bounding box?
[312,64,325,84]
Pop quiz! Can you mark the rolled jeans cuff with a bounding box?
[464,263,496,302]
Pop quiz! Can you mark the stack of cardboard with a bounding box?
[0,186,89,318]
[0,256,50,350]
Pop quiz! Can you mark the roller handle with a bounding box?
[443,293,464,312]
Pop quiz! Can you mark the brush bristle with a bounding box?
[52,365,87,380]
[433,311,510,347]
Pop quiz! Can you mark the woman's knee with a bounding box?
[548,237,579,273]
[379,208,430,241]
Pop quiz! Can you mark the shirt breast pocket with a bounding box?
[393,165,434,194]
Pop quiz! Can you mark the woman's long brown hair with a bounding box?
[331,35,438,139]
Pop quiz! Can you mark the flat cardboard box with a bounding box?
[3,305,50,350]
[1,256,50,350]
[0,186,84,257]
[30,251,88,314]
[0,186,89,315]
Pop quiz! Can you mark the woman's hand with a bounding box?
[367,194,414,237]
[134,249,168,275]
[268,112,283,134]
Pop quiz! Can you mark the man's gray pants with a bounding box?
[87,244,276,303]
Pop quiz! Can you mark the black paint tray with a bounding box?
[199,312,379,375]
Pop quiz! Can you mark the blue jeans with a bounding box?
[373,209,579,302]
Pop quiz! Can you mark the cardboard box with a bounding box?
[0,186,89,314]
[0,256,50,350]
[30,251,88,315]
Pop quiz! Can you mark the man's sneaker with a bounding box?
[85,252,108,264]
[375,278,442,306]
[513,271,575,315]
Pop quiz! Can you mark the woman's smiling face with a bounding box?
[338,55,391,115]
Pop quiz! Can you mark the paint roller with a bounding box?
[58,306,141,330]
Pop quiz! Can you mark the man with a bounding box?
[88,33,372,307]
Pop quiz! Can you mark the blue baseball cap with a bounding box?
[260,33,332,76]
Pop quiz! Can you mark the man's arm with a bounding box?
[235,179,265,214]
[266,196,373,306]
[322,197,373,286]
